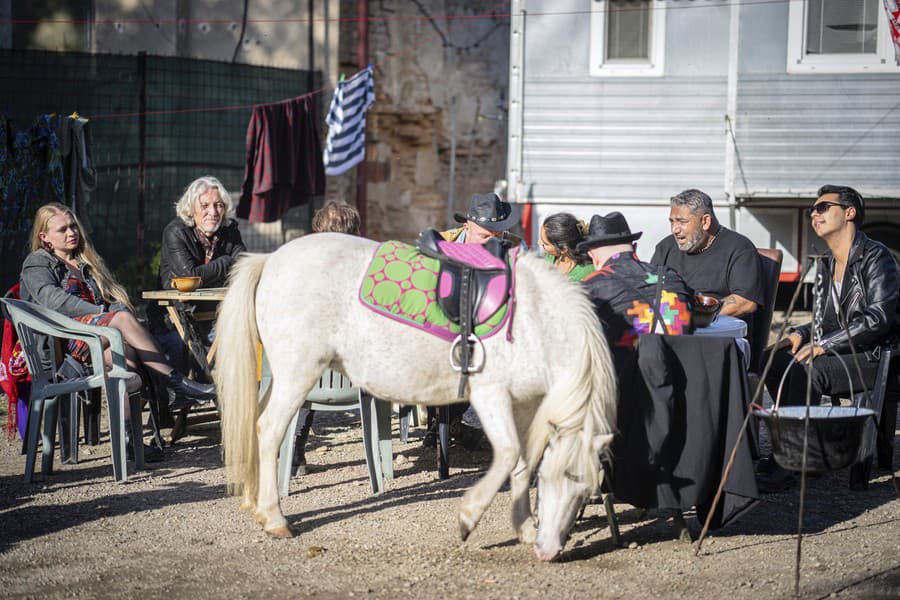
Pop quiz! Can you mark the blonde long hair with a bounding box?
[30,203,134,312]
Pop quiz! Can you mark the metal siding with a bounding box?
[735,75,900,197]
[522,0,590,78]
[522,78,726,203]
[518,1,731,205]
[516,1,900,203]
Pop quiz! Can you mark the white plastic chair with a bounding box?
[257,351,393,496]
[0,298,144,482]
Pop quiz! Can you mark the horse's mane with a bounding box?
[519,254,617,485]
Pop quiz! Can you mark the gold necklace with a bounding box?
[693,233,717,255]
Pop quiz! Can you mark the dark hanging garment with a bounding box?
[238,94,325,223]
[58,115,98,233]
[0,114,64,237]
[0,114,14,236]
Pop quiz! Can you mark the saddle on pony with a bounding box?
[415,229,511,329]
[415,229,513,396]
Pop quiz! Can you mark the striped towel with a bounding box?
[323,67,375,176]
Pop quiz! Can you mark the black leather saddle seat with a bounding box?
[415,229,511,326]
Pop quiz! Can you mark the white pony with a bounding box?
[215,233,617,561]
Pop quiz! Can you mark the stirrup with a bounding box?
[449,333,485,373]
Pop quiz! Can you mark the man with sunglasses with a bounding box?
[758,185,899,491]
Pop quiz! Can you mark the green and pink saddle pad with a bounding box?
[359,240,515,342]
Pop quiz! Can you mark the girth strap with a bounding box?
[457,267,474,398]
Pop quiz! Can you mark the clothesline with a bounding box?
[88,88,326,120]
[0,0,797,26]
[86,0,510,121]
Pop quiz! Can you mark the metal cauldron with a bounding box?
[753,406,875,473]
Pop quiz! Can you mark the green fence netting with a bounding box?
[0,48,320,295]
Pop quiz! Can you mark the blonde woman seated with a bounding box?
[20,203,216,458]
[539,213,595,281]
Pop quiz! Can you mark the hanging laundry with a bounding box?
[0,114,64,239]
[238,94,325,223]
[884,0,900,59]
[323,67,375,176]
[0,115,12,234]
[58,114,98,234]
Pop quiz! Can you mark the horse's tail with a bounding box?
[215,252,270,502]
[526,277,617,482]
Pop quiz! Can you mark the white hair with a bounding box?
[175,176,235,226]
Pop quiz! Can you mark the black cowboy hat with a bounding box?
[454,193,521,232]
[575,212,643,252]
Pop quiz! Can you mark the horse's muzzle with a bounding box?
[534,542,562,562]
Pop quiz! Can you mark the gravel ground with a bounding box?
[1,312,898,599]
[0,405,897,600]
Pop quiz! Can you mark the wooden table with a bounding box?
[142,287,226,441]
[611,334,758,528]
[142,288,226,377]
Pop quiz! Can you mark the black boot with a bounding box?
[292,410,313,476]
[164,371,216,411]
[292,438,308,476]
[125,428,164,463]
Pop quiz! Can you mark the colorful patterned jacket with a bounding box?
[583,251,694,349]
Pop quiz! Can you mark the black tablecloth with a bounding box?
[610,334,759,528]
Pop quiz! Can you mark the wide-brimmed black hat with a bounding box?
[454,193,520,232]
[575,212,643,252]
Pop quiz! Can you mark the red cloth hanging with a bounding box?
[1,284,30,439]
[238,93,325,223]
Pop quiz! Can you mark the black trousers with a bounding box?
[294,407,315,440]
[764,347,879,406]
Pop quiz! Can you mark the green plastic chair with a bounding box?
[257,351,393,496]
[0,298,144,482]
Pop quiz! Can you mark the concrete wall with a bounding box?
[333,0,510,242]
[3,0,512,245]
[2,0,340,87]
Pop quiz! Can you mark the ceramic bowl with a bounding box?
[171,276,201,292]
[692,294,721,329]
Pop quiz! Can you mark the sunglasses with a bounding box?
[805,201,847,218]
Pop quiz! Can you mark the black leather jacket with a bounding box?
[157,218,246,289]
[794,231,899,354]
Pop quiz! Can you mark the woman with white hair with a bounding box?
[149,176,247,370]
[157,176,246,289]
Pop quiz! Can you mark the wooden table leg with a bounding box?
[166,305,187,340]
[166,407,189,444]
[207,336,219,366]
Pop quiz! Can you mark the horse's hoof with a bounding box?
[265,526,293,539]
[517,520,537,545]
[459,522,471,542]
[459,514,476,542]
[239,500,255,513]
[254,511,267,526]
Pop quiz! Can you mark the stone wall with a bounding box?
[331,0,510,242]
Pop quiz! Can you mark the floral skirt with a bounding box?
[67,311,120,364]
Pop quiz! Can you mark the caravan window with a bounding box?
[590,0,666,77]
[606,0,651,60]
[787,0,900,73]
[805,0,879,55]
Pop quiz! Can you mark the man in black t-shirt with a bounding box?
[651,189,763,323]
